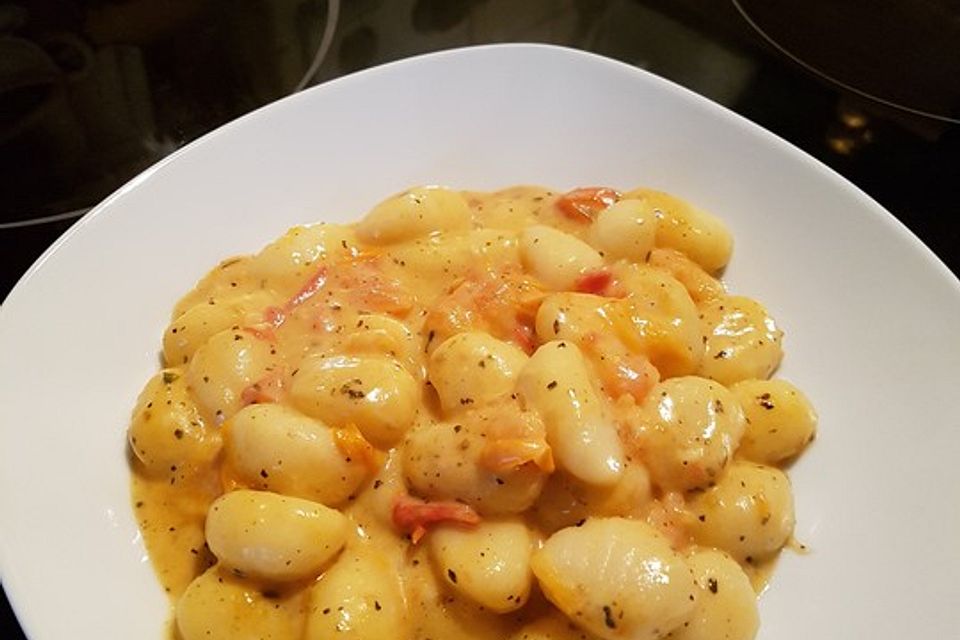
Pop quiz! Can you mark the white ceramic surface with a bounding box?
[1,44,958,640]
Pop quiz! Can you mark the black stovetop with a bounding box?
[1,1,957,637]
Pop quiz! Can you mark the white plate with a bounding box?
[1,44,958,640]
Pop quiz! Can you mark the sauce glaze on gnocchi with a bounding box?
[129,185,817,640]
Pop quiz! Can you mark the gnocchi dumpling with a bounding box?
[224,403,372,506]
[531,518,697,640]
[614,265,704,378]
[171,255,253,318]
[248,222,358,293]
[516,341,623,487]
[128,368,221,478]
[402,408,550,515]
[634,376,745,492]
[731,379,817,464]
[428,331,528,413]
[534,292,661,403]
[205,489,349,582]
[305,546,410,640]
[290,352,419,448]
[590,198,659,262]
[666,549,758,640]
[534,292,610,344]
[533,463,653,533]
[176,565,306,640]
[357,186,472,244]
[477,187,545,230]
[344,314,423,378]
[429,519,534,612]
[698,296,783,385]
[686,461,795,564]
[520,225,604,290]
[163,290,278,367]
[403,543,519,640]
[185,328,282,424]
[624,188,733,273]
[383,229,521,291]
[647,248,725,306]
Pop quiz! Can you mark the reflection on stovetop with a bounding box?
[1,0,957,636]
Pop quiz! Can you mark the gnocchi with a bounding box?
[429,519,534,612]
[357,186,471,244]
[590,198,659,262]
[428,331,529,413]
[730,379,818,464]
[697,296,784,385]
[223,403,372,506]
[516,340,624,487]
[290,352,419,448]
[666,549,758,640]
[128,369,221,479]
[631,376,745,491]
[176,565,306,640]
[305,546,409,639]
[130,184,816,640]
[205,489,349,582]
[520,224,604,290]
[531,518,697,640]
[686,461,796,564]
[624,188,733,273]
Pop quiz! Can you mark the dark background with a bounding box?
[2,0,958,637]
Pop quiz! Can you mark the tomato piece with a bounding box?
[574,269,614,295]
[263,305,286,327]
[580,332,660,403]
[286,264,329,309]
[339,261,413,316]
[392,494,481,543]
[512,319,537,355]
[423,268,544,352]
[261,265,329,327]
[556,187,620,222]
[606,353,660,403]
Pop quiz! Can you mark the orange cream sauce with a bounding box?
[129,185,806,640]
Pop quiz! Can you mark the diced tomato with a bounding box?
[392,494,480,544]
[423,268,544,353]
[287,265,329,309]
[574,269,614,295]
[607,353,660,402]
[337,257,413,316]
[260,265,329,328]
[263,305,286,327]
[512,319,537,355]
[556,187,620,222]
[580,332,660,403]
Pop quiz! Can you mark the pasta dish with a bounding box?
[128,184,817,639]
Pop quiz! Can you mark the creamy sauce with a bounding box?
[129,185,812,640]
